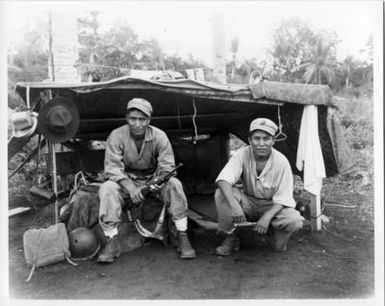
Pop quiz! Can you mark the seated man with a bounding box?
[97,98,196,263]
[214,118,304,256]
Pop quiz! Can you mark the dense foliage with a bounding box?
[228,18,373,97]
[8,14,373,106]
[7,13,374,196]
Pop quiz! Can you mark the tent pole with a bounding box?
[34,134,42,184]
[50,141,59,224]
[310,192,322,231]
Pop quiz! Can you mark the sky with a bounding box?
[2,1,381,67]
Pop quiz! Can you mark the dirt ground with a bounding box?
[7,118,377,300]
[7,176,375,300]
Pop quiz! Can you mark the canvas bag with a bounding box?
[23,222,76,282]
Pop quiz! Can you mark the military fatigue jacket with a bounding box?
[216,146,296,208]
[104,124,175,182]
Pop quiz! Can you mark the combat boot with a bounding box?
[97,236,120,263]
[177,231,196,259]
[215,232,241,256]
[271,230,292,252]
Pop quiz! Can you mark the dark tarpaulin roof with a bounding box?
[14,76,338,177]
[15,76,334,106]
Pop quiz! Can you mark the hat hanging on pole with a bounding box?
[37,97,80,143]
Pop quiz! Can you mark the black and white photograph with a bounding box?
[1,0,383,304]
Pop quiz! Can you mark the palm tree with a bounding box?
[140,39,165,70]
[294,35,337,85]
[230,37,239,79]
[341,56,356,89]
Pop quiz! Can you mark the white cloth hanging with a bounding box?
[296,105,326,196]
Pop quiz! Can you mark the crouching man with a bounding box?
[97,98,195,263]
[214,118,304,256]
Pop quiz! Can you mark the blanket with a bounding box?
[59,185,177,254]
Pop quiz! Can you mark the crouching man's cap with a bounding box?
[249,118,278,136]
[127,98,153,118]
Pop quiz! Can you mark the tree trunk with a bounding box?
[317,68,321,84]
[231,54,236,79]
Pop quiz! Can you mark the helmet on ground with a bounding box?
[68,227,100,260]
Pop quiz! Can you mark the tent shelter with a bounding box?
[14,76,351,230]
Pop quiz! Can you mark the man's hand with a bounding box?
[131,187,145,205]
[252,204,283,235]
[230,203,247,224]
[252,215,271,235]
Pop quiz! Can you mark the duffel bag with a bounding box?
[23,222,76,282]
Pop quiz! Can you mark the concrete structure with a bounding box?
[49,12,80,82]
[211,12,226,84]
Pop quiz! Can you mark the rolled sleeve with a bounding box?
[215,149,244,186]
[104,132,128,182]
[272,159,296,208]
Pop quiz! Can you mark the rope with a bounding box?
[275,105,287,142]
[134,204,166,240]
[66,171,88,208]
[25,265,36,282]
[176,97,182,134]
[26,85,30,109]
[76,63,130,71]
[74,171,88,187]
[192,98,198,144]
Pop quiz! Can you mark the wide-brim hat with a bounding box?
[37,97,80,143]
[11,111,38,138]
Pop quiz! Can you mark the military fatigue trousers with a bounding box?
[99,177,187,233]
[215,186,304,250]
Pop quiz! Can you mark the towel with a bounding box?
[296,105,326,196]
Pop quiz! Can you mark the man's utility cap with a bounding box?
[249,118,278,136]
[126,98,153,118]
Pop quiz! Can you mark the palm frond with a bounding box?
[291,62,311,72]
[302,64,316,83]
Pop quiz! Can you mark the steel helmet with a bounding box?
[68,227,100,260]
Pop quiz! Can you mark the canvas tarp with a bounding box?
[249,81,333,106]
[14,77,348,178]
[15,76,333,106]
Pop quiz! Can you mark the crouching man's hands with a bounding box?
[252,203,283,235]
[252,215,271,235]
[230,202,247,224]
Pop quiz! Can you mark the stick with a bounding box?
[8,139,46,179]
[324,203,357,209]
[34,134,42,184]
[51,141,59,224]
